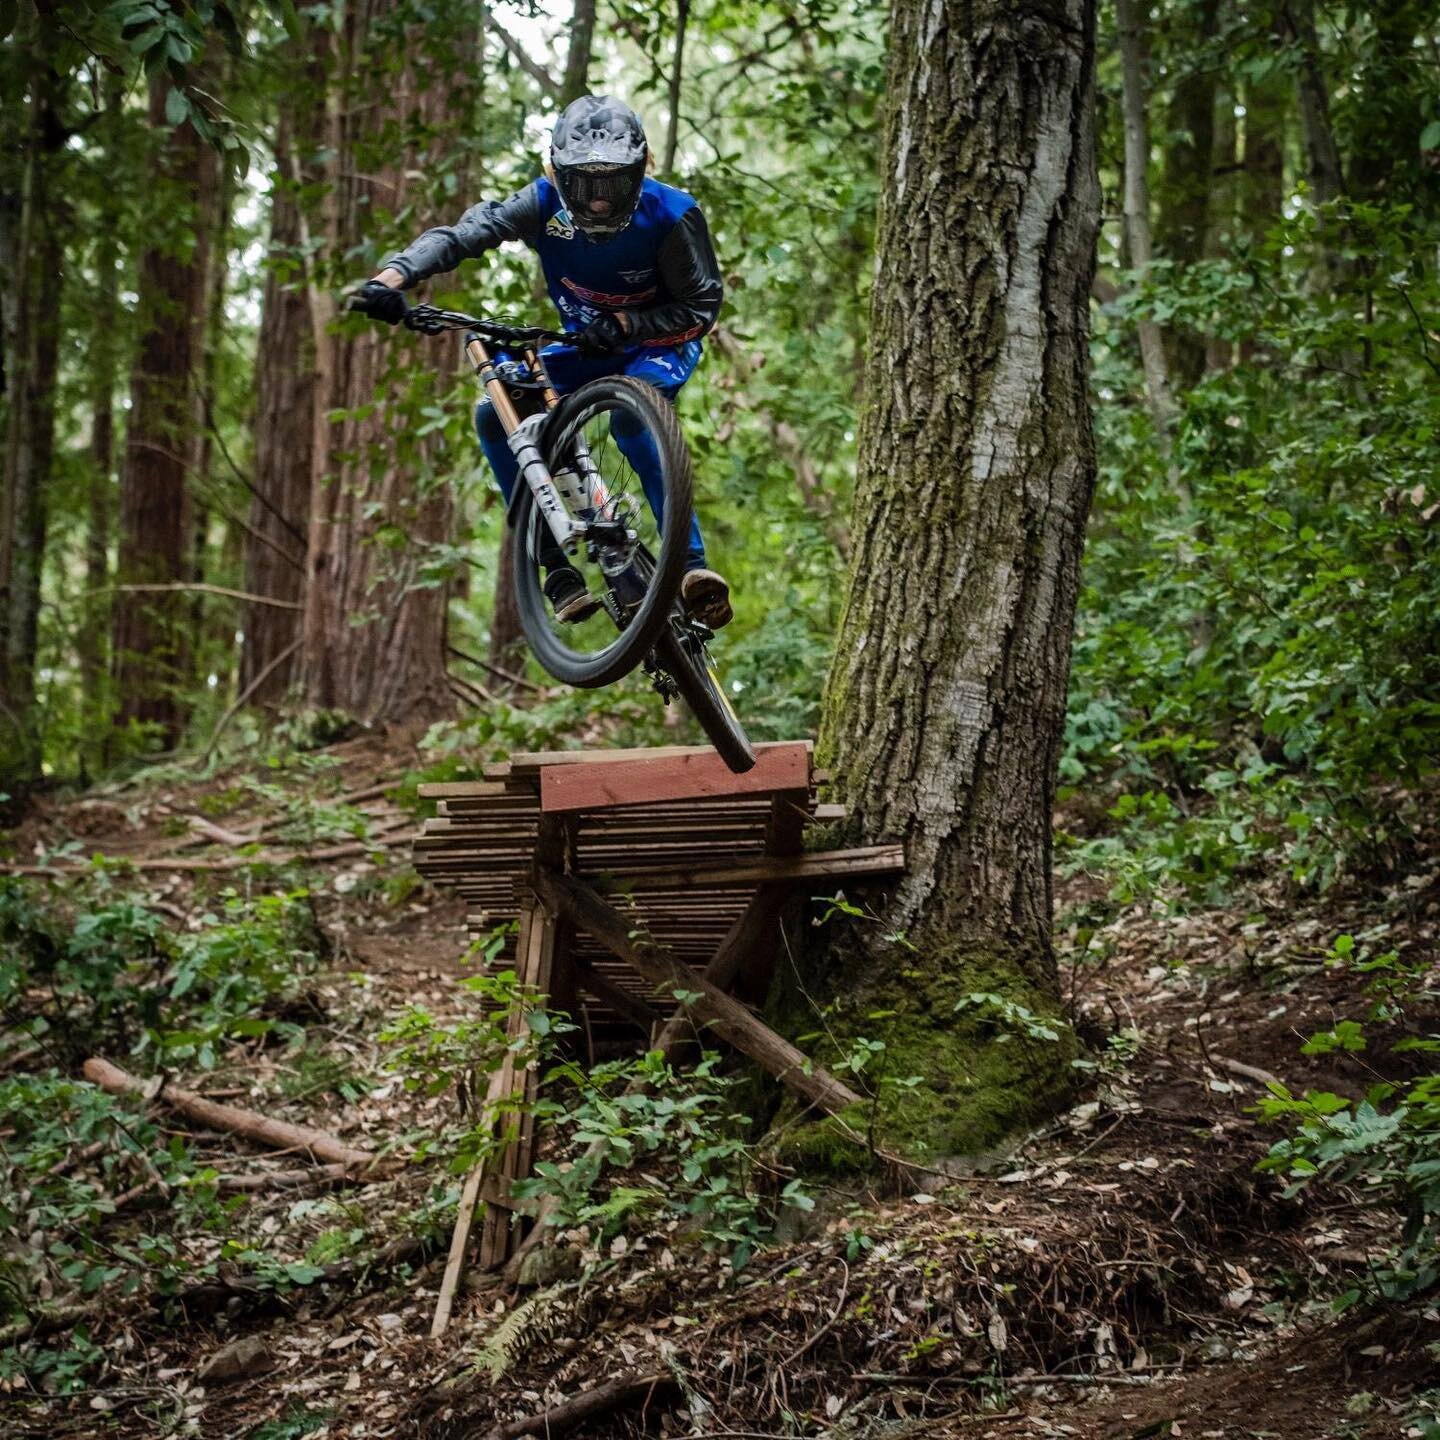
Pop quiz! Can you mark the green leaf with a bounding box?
[163,86,189,127]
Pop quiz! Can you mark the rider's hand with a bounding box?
[574,312,629,356]
[348,278,409,326]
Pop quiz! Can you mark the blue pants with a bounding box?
[476,341,706,571]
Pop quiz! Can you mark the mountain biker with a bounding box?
[349,94,732,631]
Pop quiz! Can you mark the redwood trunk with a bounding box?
[812,0,1099,1159]
[242,111,313,708]
[0,25,65,785]
[298,4,462,728]
[112,77,220,749]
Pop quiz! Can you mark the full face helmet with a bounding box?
[549,94,648,241]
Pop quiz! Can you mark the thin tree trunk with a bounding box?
[80,201,119,775]
[1154,0,1219,389]
[488,0,598,672]
[1242,55,1286,238]
[811,0,1099,1161]
[111,75,221,751]
[243,108,315,708]
[559,0,597,105]
[1115,0,1176,439]
[663,0,691,175]
[0,14,65,785]
[1204,83,1238,372]
[1284,0,1344,208]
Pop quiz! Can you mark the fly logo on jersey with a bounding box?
[618,267,655,284]
[545,208,576,240]
[561,277,658,308]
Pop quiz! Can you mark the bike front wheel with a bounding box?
[511,376,694,689]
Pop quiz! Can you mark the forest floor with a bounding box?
[2,735,1437,1439]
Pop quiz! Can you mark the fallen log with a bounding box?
[481,1370,674,1440]
[82,1058,380,1172]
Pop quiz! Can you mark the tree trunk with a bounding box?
[242,109,314,708]
[559,0,597,105]
[0,17,65,786]
[297,5,466,727]
[1154,0,1219,389]
[486,0,598,675]
[1115,0,1176,438]
[111,75,221,751]
[80,182,119,776]
[1284,0,1344,209]
[663,0,691,176]
[1204,83,1238,372]
[809,0,1099,1163]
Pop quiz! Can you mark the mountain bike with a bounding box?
[401,304,754,773]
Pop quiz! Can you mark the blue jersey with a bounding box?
[385,176,723,351]
[531,177,704,342]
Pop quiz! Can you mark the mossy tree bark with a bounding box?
[809,0,1099,1164]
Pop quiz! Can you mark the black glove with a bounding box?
[574,313,629,355]
[348,278,408,326]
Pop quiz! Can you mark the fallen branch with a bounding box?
[4,827,417,876]
[204,637,302,757]
[482,1371,675,1440]
[448,644,543,694]
[216,1164,354,1193]
[1215,1055,1283,1090]
[91,581,302,610]
[82,1058,380,1171]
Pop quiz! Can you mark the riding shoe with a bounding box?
[543,567,603,623]
[681,568,733,630]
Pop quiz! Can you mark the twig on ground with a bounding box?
[479,1370,676,1440]
[1214,1055,1282,1090]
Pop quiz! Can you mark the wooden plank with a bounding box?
[586,844,905,893]
[541,742,811,814]
[534,868,861,1117]
[417,780,516,799]
[511,740,812,776]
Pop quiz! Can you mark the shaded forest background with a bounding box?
[3,0,1433,903]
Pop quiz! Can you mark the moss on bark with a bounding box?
[770,934,1077,1174]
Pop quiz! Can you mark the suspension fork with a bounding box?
[466,333,582,554]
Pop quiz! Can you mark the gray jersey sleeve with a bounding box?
[382,183,543,288]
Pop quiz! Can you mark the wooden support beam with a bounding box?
[532,869,861,1117]
[432,893,557,1327]
[571,957,662,1032]
[540,742,811,814]
[503,882,797,1279]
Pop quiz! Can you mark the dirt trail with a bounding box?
[2,744,1436,1438]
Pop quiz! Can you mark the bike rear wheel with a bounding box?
[512,376,694,689]
[654,619,756,773]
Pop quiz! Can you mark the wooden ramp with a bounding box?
[411,741,903,1330]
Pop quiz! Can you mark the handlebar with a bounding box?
[402,304,570,346]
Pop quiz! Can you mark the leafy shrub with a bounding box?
[1257,936,1440,1303]
[1066,200,1440,902]
[518,1047,813,1268]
